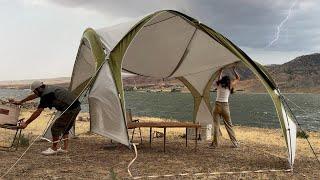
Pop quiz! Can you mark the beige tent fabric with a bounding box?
[69,42,96,92]
[88,61,129,146]
[195,99,213,126]
[273,90,297,165]
[143,11,176,27]
[172,30,239,77]
[183,69,216,125]
[183,69,216,95]
[122,16,196,77]
[96,19,141,50]
[42,111,75,141]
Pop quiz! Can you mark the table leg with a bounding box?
[195,128,198,152]
[149,127,152,148]
[185,128,188,147]
[164,127,166,152]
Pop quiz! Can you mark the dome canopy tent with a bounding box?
[66,10,297,168]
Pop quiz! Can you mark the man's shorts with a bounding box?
[51,106,81,137]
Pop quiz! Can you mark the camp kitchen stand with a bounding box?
[0,104,22,151]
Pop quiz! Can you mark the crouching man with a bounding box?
[12,81,81,155]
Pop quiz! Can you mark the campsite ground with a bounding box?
[0,110,319,179]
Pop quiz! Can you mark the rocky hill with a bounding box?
[123,53,320,93]
[0,77,70,89]
[1,53,319,93]
[236,53,320,93]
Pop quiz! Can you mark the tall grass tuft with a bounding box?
[109,167,118,180]
[14,133,30,147]
[296,130,309,139]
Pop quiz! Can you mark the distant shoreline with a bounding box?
[1,87,319,94]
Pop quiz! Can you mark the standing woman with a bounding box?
[211,67,240,148]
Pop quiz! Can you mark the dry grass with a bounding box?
[0,110,319,179]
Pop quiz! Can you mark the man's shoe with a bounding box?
[57,148,68,154]
[41,148,58,155]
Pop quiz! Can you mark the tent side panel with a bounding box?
[42,111,75,141]
[176,77,201,123]
[82,28,106,68]
[270,90,297,167]
[109,15,154,109]
[88,62,130,146]
[202,71,220,113]
[69,28,106,96]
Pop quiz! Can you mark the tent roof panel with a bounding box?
[122,15,196,77]
[70,42,95,92]
[172,29,239,77]
[184,69,216,94]
[96,18,141,50]
[144,11,176,27]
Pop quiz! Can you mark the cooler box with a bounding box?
[187,124,212,141]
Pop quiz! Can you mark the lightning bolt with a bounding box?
[266,0,299,48]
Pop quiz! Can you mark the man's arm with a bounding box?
[11,94,38,105]
[19,108,44,129]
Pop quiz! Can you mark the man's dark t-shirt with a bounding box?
[37,85,80,111]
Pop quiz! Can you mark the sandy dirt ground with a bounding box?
[0,111,319,179]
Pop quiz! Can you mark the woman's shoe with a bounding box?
[57,147,68,154]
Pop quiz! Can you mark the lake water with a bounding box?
[1,89,319,131]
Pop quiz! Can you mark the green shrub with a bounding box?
[297,130,309,139]
[109,168,118,180]
[14,133,30,147]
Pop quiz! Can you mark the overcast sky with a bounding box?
[0,0,319,81]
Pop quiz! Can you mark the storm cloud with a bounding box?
[48,0,320,52]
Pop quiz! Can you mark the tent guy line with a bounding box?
[281,95,320,166]
[128,168,292,179]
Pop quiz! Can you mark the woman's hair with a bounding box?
[216,76,234,93]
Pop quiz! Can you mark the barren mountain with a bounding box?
[1,53,319,93]
[0,77,70,89]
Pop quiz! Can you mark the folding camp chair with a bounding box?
[126,109,143,144]
[0,104,22,151]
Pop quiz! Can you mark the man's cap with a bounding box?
[30,81,44,91]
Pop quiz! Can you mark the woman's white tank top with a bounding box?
[216,85,230,102]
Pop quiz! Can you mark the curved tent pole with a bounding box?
[69,28,106,96]
[176,77,201,123]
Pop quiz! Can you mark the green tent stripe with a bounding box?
[176,77,201,122]
[202,71,220,114]
[71,78,90,96]
[82,28,106,68]
[109,15,154,107]
[70,28,106,95]
[168,28,198,77]
[107,14,159,145]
